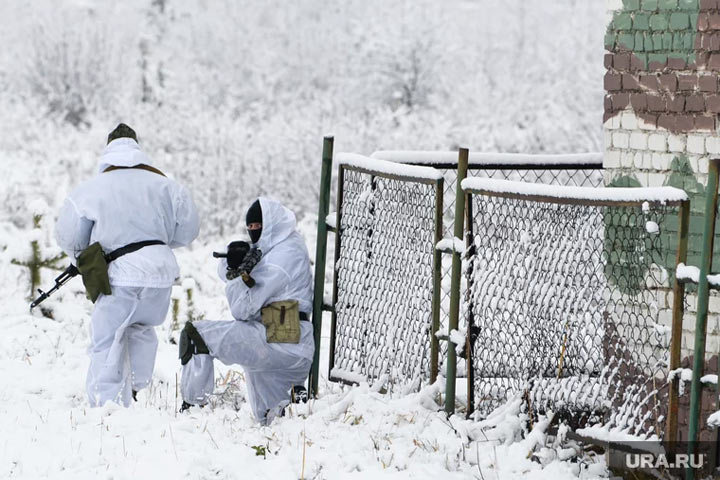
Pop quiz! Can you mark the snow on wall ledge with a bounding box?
[336,152,443,181]
[371,150,603,167]
[461,177,688,204]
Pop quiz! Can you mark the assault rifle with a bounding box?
[30,264,79,311]
[212,247,262,287]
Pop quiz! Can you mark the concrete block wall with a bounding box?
[605,0,720,441]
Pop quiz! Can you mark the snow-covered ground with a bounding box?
[1,227,608,479]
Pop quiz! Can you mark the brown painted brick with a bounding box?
[640,74,661,90]
[667,56,688,70]
[603,112,614,124]
[706,94,720,112]
[711,34,720,51]
[710,13,720,30]
[697,51,711,68]
[648,57,668,70]
[604,54,614,69]
[687,94,706,111]
[604,73,622,91]
[640,113,658,128]
[700,0,718,11]
[696,115,717,130]
[631,93,648,110]
[604,95,613,113]
[659,73,678,91]
[699,75,718,92]
[709,53,720,70]
[622,73,640,90]
[614,53,631,71]
[630,55,645,72]
[668,95,686,112]
[679,74,699,91]
[611,93,630,110]
[699,33,711,50]
[660,114,694,132]
[699,12,711,31]
[647,94,667,111]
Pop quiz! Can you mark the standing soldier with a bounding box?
[55,123,200,407]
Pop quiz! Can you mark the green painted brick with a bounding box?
[634,13,651,30]
[663,32,674,48]
[673,32,684,49]
[670,12,690,30]
[642,0,659,9]
[653,33,664,50]
[618,33,635,49]
[624,0,641,9]
[642,0,659,10]
[635,32,646,50]
[605,33,617,49]
[659,0,678,9]
[690,13,698,30]
[679,0,698,9]
[614,12,633,30]
[650,14,669,30]
[683,32,694,49]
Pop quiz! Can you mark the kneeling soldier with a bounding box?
[180,197,314,423]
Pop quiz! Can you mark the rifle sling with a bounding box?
[105,240,165,263]
[103,164,166,177]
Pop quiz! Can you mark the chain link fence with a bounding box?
[463,184,686,439]
[328,160,443,391]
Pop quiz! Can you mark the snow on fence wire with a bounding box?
[327,153,444,390]
[461,177,689,440]
[370,151,604,379]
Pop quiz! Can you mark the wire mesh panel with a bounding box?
[329,161,442,391]
[464,185,685,440]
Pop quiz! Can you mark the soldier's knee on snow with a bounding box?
[178,321,210,366]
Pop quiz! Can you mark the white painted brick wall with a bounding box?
[613,132,629,148]
[706,137,720,155]
[648,133,668,152]
[668,134,686,153]
[688,135,706,155]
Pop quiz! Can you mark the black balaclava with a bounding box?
[107,123,138,144]
[246,199,263,244]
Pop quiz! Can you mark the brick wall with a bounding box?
[605,0,719,441]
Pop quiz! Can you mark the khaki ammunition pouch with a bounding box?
[261,300,301,344]
[75,240,165,303]
[76,242,112,303]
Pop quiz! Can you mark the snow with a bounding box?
[337,152,444,181]
[461,177,689,203]
[435,238,465,254]
[708,273,720,287]
[325,213,337,230]
[676,263,700,283]
[701,374,718,385]
[372,150,603,167]
[645,221,659,234]
[709,410,720,427]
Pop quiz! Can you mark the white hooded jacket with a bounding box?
[217,197,314,359]
[55,138,200,288]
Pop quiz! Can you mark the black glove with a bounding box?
[238,248,262,274]
[226,241,250,270]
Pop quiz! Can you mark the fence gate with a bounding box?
[462,177,689,440]
[324,153,444,391]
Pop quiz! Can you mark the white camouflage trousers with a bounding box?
[87,286,171,407]
[181,319,312,423]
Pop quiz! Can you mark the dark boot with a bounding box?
[132,390,138,402]
[180,401,194,413]
[291,385,308,404]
